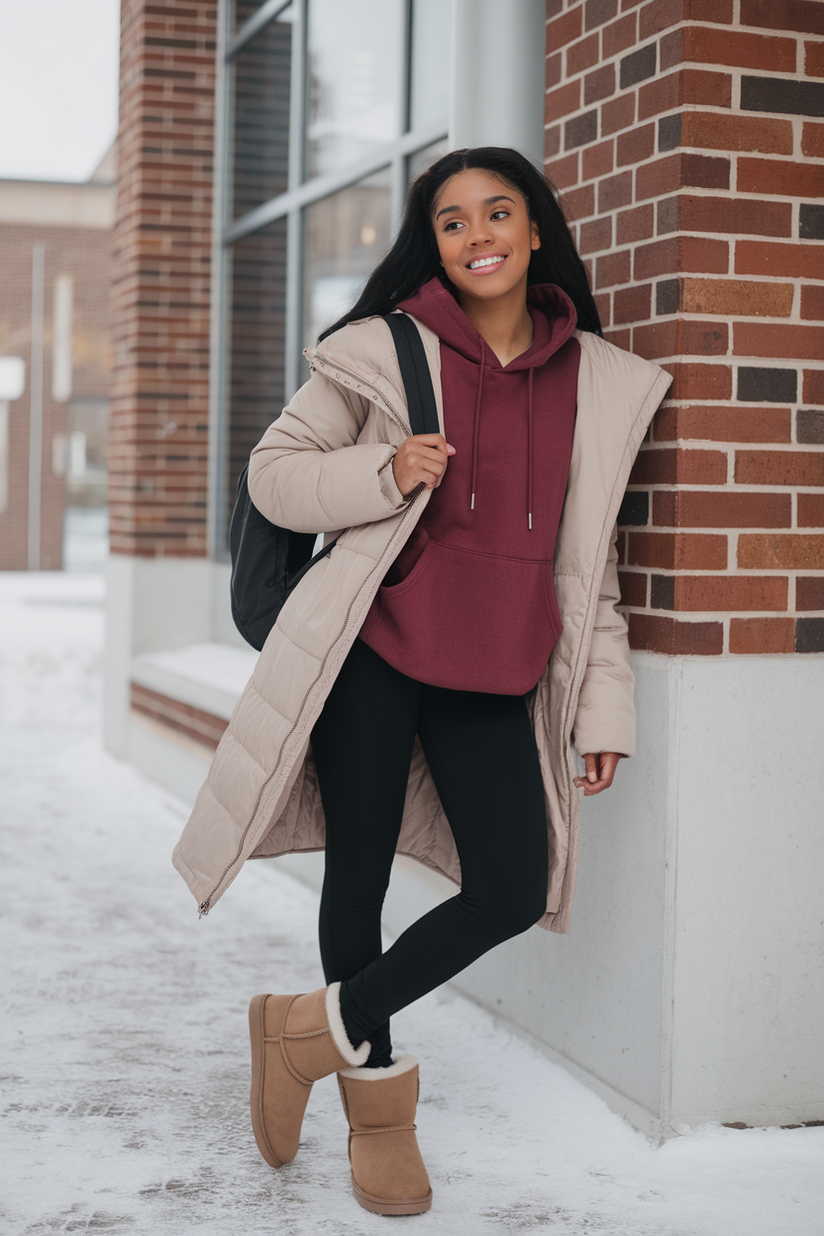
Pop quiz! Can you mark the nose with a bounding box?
[466,215,493,247]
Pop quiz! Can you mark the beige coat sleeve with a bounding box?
[572,524,636,758]
[248,370,407,533]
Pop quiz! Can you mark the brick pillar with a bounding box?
[110,0,216,557]
[545,0,824,656]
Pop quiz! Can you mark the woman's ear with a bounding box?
[531,221,541,251]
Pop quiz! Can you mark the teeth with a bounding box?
[468,255,505,269]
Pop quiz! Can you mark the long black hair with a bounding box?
[318,146,601,341]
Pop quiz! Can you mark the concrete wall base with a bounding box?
[103,555,246,758]
[128,712,213,806]
[273,654,824,1138]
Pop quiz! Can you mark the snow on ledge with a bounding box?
[130,641,258,721]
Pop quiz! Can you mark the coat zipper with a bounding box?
[198,367,424,917]
[308,351,418,437]
[199,491,423,916]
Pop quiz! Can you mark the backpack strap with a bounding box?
[383,313,440,437]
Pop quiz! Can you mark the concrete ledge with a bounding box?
[130,641,257,722]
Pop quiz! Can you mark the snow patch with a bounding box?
[1,572,821,1235]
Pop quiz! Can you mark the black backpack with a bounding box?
[229,313,439,651]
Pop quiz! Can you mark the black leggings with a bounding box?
[311,639,549,1067]
[308,642,548,1067]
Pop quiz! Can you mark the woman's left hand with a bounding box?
[573,752,624,796]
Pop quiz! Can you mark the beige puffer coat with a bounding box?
[172,314,671,933]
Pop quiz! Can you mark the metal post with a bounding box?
[389,0,413,232]
[449,0,545,164]
[28,243,46,571]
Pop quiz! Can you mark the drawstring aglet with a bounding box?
[528,513,533,530]
[471,493,475,511]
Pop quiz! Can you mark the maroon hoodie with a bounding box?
[359,277,580,695]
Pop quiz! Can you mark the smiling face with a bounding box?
[432,167,541,307]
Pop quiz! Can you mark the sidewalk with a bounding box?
[1,571,821,1236]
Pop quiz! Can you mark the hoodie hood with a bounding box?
[397,277,578,370]
[397,278,579,529]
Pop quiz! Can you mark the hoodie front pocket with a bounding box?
[364,539,562,694]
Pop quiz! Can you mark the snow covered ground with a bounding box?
[1,570,821,1236]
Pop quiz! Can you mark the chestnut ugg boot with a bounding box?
[337,1054,432,1215]
[248,982,370,1169]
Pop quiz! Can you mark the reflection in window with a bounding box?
[410,0,452,131]
[226,217,288,538]
[303,168,391,357]
[305,0,403,180]
[232,3,293,220]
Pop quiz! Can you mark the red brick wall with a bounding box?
[546,0,824,655]
[110,0,216,557]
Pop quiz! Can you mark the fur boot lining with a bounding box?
[337,1052,418,1082]
[325,982,371,1067]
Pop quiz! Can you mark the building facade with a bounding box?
[0,162,115,570]
[104,0,823,1139]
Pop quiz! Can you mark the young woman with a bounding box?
[173,148,671,1216]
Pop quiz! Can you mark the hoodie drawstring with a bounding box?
[527,366,534,531]
[470,340,534,530]
[470,337,485,512]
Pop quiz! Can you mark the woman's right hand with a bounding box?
[392,433,456,497]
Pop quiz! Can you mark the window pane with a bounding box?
[305,0,404,180]
[225,217,288,542]
[407,138,448,185]
[64,398,109,504]
[232,4,293,220]
[233,0,276,38]
[410,0,451,131]
[303,168,392,356]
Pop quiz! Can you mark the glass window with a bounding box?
[232,4,294,220]
[64,398,109,503]
[0,356,25,401]
[217,0,452,552]
[51,275,73,403]
[225,216,288,538]
[233,0,277,36]
[407,138,449,185]
[302,167,392,355]
[305,0,404,180]
[410,0,452,131]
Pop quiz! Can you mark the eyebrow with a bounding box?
[434,194,516,220]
